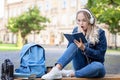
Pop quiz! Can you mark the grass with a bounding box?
[0,44,21,51]
[107,47,120,52]
[0,43,120,53]
[106,49,120,55]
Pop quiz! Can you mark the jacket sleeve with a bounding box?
[84,30,107,61]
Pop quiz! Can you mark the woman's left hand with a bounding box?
[74,38,85,51]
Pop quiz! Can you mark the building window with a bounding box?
[45,2,51,11]
[51,16,57,26]
[17,8,21,15]
[111,34,115,44]
[9,9,13,17]
[70,0,76,7]
[24,4,30,12]
[61,14,67,26]
[39,4,43,11]
[70,14,76,25]
[62,0,67,9]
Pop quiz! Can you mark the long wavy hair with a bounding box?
[76,9,99,45]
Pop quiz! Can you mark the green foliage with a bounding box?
[7,17,18,33]
[86,0,120,34]
[7,6,50,45]
[98,8,120,33]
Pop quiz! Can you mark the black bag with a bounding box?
[1,59,14,80]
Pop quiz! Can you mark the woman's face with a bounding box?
[76,12,90,32]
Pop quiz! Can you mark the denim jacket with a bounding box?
[68,27,107,63]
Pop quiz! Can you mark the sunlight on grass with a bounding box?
[106,48,120,54]
[0,44,21,51]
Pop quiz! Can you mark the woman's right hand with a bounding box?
[74,38,85,51]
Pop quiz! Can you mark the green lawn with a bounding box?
[106,49,120,54]
[107,47,120,52]
[0,44,21,51]
[0,44,120,53]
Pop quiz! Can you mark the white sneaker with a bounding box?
[41,67,62,79]
[61,69,74,77]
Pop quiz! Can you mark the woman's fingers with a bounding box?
[79,38,82,43]
[74,39,78,46]
[74,39,81,48]
[74,38,82,44]
[74,39,79,44]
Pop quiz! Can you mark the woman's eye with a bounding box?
[83,19,87,22]
[77,19,87,22]
[77,19,80,22]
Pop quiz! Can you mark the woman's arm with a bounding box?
[84,30,107,62]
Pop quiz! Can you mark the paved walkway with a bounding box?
[0,45,120,77]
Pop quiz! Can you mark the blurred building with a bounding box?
[0,0,120,47]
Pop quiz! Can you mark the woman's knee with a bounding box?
[91,61,104,70]
[87,62,105,77]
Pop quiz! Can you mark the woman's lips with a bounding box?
[81,26,84,28]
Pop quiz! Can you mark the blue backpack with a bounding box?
[14,43,46,78]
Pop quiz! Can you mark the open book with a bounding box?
[64,32,87,43]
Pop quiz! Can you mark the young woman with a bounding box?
[42,8,107,79]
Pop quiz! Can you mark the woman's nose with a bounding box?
[80,21,83,25]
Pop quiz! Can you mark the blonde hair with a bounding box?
[77,9,99,45]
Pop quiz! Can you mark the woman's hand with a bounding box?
[74,38,85,51]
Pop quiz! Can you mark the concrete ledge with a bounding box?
[61,74,120,80]
[14,74,120,80]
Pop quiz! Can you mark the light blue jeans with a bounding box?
[56,43,106,78]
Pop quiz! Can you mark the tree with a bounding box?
[86,0,120,49]
[7,6,50,47]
